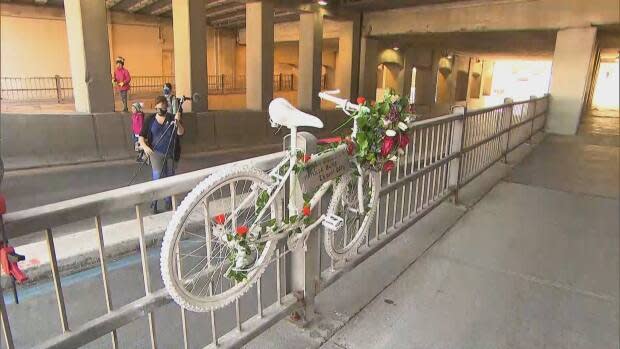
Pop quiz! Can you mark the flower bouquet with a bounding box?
[346,90,414,172]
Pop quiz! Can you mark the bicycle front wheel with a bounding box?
[324,169,380,261]
[161,166,282,312]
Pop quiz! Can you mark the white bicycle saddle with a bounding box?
[268,98,324,129]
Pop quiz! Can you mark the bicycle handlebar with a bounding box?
[318,90,370,113]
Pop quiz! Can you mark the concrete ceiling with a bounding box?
[2,0,468,28]
[384,30,559,60]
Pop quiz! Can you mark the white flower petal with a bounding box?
[398,122,408,131]
[386,129,396,137]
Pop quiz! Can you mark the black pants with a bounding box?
[119,90,128,111]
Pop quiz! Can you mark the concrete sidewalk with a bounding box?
[248,130,619,348]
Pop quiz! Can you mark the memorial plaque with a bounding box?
[298,147,349,192]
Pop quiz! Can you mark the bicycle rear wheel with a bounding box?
[161,166,282,312]
[324,169,380,261]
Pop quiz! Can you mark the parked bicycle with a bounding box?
[160,91,381,312]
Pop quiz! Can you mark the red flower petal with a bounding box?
[397,133,409,148]
[236,225,249,236]
[381,136,395,157]
[302,204,311,217]
[383,160,395,172]
[303,154,312,163]
[356,96,366,104]
[214,214,226,225]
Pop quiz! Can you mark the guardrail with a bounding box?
[0,95,549,349]
[1,74,325,103]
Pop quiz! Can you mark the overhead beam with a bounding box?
[105,0,125,9]
[365,0,620,36]
[128,0,159,12]
[206,0,233,9]
[206,4,245,18]
[142,0,171,14]
[212,10,298,28]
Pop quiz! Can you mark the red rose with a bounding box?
[214,214,226,225]
[345,137,355,155]
[356,96,366,104]
[347,141,355,155]
[383,160,395,172]
[303,154,311,163]
[397,133,409,148]
[236,225,249,236]
[302,203,311,217]
[381,136,395,157]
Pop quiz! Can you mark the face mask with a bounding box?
[156,108,167,116]
[163,87,171,95]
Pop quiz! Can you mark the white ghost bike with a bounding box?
[160,91,380,312]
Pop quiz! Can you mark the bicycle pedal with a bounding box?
[322,214,344,231]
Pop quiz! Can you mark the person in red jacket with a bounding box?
[113,56,131,112]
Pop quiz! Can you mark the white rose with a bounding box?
[398,122,408,131]
[385,129,396,137]
[389,154,398,161]
[404,116,411,123]
[390,95,399,103]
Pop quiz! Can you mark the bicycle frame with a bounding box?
[223,91,367,245]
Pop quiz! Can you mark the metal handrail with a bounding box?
[1,95,550,349]
[3,151,286,239]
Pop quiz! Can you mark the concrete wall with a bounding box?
[365,0,620,36]
[0,3,238,78]
[1,109,347,170]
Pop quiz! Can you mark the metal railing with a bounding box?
[0,95,549,349]
[0,76,73,102]
[1,74,322,103]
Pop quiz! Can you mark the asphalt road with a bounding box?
[3,145,280,246]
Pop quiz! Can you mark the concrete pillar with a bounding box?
[334,14,362,101]
[358,37,379,101]
[172,0,208,112]
[481,60,494,96]
[412,48,437,112]
[548,27,597,135]
[63,0,114,113]
[246,1,274,110]
[298,11,323,110]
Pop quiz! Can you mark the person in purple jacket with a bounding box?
[113,57,131,112]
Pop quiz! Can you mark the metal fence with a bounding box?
[0,74,321,103]
[0,76,73,102]
[0,95,549,349]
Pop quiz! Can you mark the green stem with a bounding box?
[332,114,355,134]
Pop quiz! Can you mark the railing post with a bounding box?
[220,74,225,93]
[0,280,15,349]
[448,108,465,203]
[528,95,537,143]
[289,133,319,325]
[502,97,514,163]
[278,73,283,91]
[54,75,62,103]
